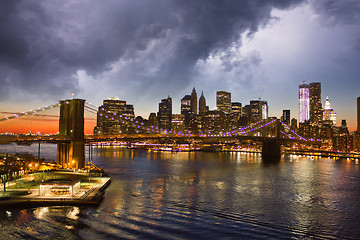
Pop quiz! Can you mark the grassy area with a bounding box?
[2,170,103,191]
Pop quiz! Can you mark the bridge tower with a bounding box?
[57,99,86,169]
[262,119,281,160]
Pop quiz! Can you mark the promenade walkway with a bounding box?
[0,177,111,209]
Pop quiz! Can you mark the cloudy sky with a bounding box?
[0,0,359,132]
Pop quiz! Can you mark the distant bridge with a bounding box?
[1,98,324,168]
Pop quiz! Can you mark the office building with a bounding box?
[181,95,191,131]
[299,82,310,123]
[230,102,242,129]
[203,110,225,134]
[190,87,198,114]
[181,95,191,115]
[291,118,298,131]
[358,97,360,133]
[323,96,336,125]
[250,100,268,122]
[239,104,251,126]
[158,96,172,132]
[216,91,231,114]
[281,110,291,125]
[310,82,322,124]
[199,91,207,116]
[145,113,158,130]
[94,97,135,135]
[189,114,203,134]
[171,114,185,133]
[231,102,242,118]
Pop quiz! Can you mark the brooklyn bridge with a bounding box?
[1,98,351,169]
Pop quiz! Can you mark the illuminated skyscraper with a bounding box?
[231,102,242,119]
[310,82,322,124]
[230,102,242,129]
[323,96,336,125]
[299,82,310,123]
[94,97,135,135]
[250,100,268,122]
[199,91,207,116]
[158,96,172,131]
[216,91,231,114]
[181,95,191,115]
[357,97,360,133]
[190,87,197,114]
[181,95,191,131]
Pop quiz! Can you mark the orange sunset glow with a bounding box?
[0,116,96,135]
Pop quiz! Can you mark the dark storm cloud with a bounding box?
[311,0,360,25]
[0,0,309,102]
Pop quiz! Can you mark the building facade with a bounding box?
[216,91,231,115]
[190,87,198,114]
[250,100,268,123]
[299,81,310,123]
[281,110,291,125]
[199,91,207,116]
[310,82,322,124]
[158,96,172,132]
[323,96,336,125]
[94,98,135,135]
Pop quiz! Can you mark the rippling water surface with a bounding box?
[1,144,360,239]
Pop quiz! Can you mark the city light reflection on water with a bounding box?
[1,144,360,239]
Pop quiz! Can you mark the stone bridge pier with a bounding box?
[262,119,281,160]
[57,99,86,169]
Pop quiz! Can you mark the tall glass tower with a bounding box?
[299,82,310,123]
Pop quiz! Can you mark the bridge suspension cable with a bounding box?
[279,121,308,141]
[0,103,60,122]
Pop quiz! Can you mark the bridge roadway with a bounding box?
[9,134,321,146]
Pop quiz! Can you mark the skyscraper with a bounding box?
[299,81,310,123]
[230,102,242,129]
[250,100,268,122]
[310,82,322,124]
[181,95,191,131]
[158,96,172,131]
[199,91,207,116]
[190,87,197,114]
[357,97,360,133]
[94,97,135,135]
[181,95,191,115]
[323,96,336,125]
[281,110,290,125]
[216,91,231,114]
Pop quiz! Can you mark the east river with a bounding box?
[1,144,360,239]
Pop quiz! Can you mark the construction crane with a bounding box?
[259,89,264,101]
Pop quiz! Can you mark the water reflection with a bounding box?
[1,145,360,239]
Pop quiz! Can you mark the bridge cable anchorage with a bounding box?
[0,103,60,122]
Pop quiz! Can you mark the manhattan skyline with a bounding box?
[0,1,359,132]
